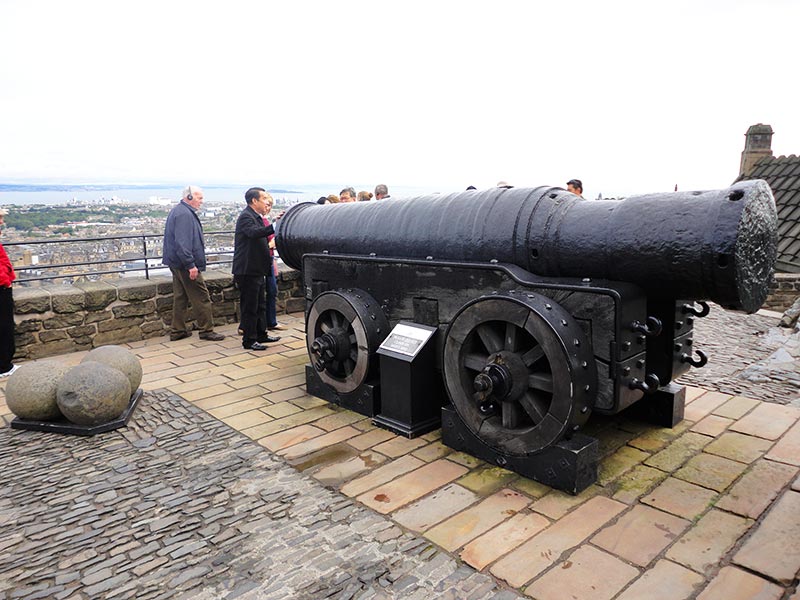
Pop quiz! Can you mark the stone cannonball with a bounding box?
[81,345,143,392]
[5,361,71,421]
[56,362,132,426]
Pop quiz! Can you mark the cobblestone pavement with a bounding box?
[0,391,521,600]
[678,304,800,405]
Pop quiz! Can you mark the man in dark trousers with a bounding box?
[162,186,225,342]
[232,187,281,351]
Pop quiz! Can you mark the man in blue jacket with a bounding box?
[232,187,281,351]
[162,186,225,342]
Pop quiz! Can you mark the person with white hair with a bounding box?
[0,207,18,377]
[162,186,225,342]
[374,184,390,200]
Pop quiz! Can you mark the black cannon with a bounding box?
[276,181,777,493]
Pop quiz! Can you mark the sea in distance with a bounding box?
[0,183,437,206]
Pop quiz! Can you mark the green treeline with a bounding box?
[4,207,169,231]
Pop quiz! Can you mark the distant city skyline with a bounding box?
[0,182,439,207]
[2,1,799,202]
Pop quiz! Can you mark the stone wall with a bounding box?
[13,266,794,361]
[765,273,800,312]
[13,268,304,361]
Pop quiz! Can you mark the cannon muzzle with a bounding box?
[276,180,777,312]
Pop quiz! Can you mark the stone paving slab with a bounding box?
[2,307,800,598]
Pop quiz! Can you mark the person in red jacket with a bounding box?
[0,208,18,377]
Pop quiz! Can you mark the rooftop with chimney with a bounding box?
[737,123,800,273]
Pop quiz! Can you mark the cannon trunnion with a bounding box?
[278,181,777,494]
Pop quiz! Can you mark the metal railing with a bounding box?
[3,231,236,283]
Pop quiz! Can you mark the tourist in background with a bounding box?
[357,191,373,202]
[567,179,584,198]
[374,184,390,200]
[232,187,280,351]
[162,186,225,342]
[262,195,286,332]
[0,208,18,377]
[339,188,356,202]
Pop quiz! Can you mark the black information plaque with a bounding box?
[378,322,437,360]
[375,322,442,437]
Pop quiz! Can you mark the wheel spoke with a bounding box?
[320,320,332,333]
[519,391,548,423]
[476,323,503,354]
[349,333,357,344]
[463,353,488,371]
[349,348,358,362]
[528,373,554,393]
[344,358,354,376]
[501,401,523,429]
[504,322,518,352]
[330,311,340,328]
[521,345,544,367]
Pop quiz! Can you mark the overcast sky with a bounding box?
[1,0,798,200]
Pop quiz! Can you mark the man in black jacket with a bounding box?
[232,188,281,351]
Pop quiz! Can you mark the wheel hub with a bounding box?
[311,327,352,372]
[474,363,511,400]
[473,351,529,404]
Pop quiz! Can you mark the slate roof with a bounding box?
[737,154,800,272]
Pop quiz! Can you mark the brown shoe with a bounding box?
[169,331,192,342]
[268,323,288,331]
[199,331,225,341]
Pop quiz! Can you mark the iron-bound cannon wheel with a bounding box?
[306,289,388,394]
[443,293,597,456]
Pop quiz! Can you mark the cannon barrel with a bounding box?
[276,180,777,313]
